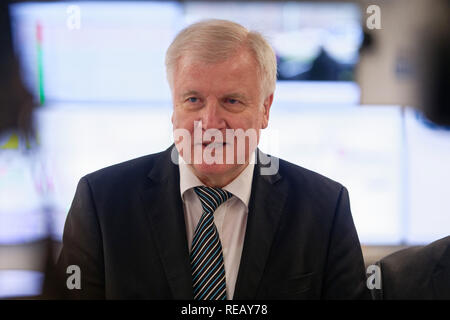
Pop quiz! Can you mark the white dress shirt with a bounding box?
[178,154,255,299]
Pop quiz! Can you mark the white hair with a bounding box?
[165,19,277,98]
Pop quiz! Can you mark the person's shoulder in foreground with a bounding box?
[375,236,450,299]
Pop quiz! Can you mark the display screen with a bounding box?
[5,1,445,248]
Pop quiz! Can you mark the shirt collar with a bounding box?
[179,151,255,208]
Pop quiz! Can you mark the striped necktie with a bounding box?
[191,186,233,300]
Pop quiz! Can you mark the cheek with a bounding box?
[172,110,194,154]
[172,108,193,131]
[229,111,263,131]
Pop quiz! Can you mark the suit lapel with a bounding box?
[140,146,288,300]
[140,145,193,299]
[233,150,288,299]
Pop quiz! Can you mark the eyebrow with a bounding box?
[181,90,201,99]
[179,91,249,102]
[222,92,248,101]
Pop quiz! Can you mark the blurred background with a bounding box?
[0,0,449,298]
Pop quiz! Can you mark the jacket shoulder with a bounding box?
[83,149,167,188]
[378,236,450,299]
[277,157,344,195]
[380,236,450,272]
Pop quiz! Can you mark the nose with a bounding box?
[200,98,226,130]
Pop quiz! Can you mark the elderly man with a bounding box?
[57,20,370,300]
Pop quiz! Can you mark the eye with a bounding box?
[188,97,198,103]
[226,98,239,104]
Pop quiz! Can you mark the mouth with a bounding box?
[201,142,228,148]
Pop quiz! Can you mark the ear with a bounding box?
[261,93,274,129]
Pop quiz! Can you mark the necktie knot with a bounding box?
[193,186,233,213]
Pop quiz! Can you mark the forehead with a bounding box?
[173,49,261,94]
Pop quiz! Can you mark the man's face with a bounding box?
[171,48,273,185]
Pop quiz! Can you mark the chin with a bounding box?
[192,162,237,177]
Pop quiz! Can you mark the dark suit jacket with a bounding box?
[56,145,370,299]
[374,236,450,299]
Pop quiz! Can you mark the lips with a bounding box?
[202,142,227,147]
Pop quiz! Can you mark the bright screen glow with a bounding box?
[4,1,448,247]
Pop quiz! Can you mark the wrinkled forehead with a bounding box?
[179,46,257,68]
[173,49,263,94]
